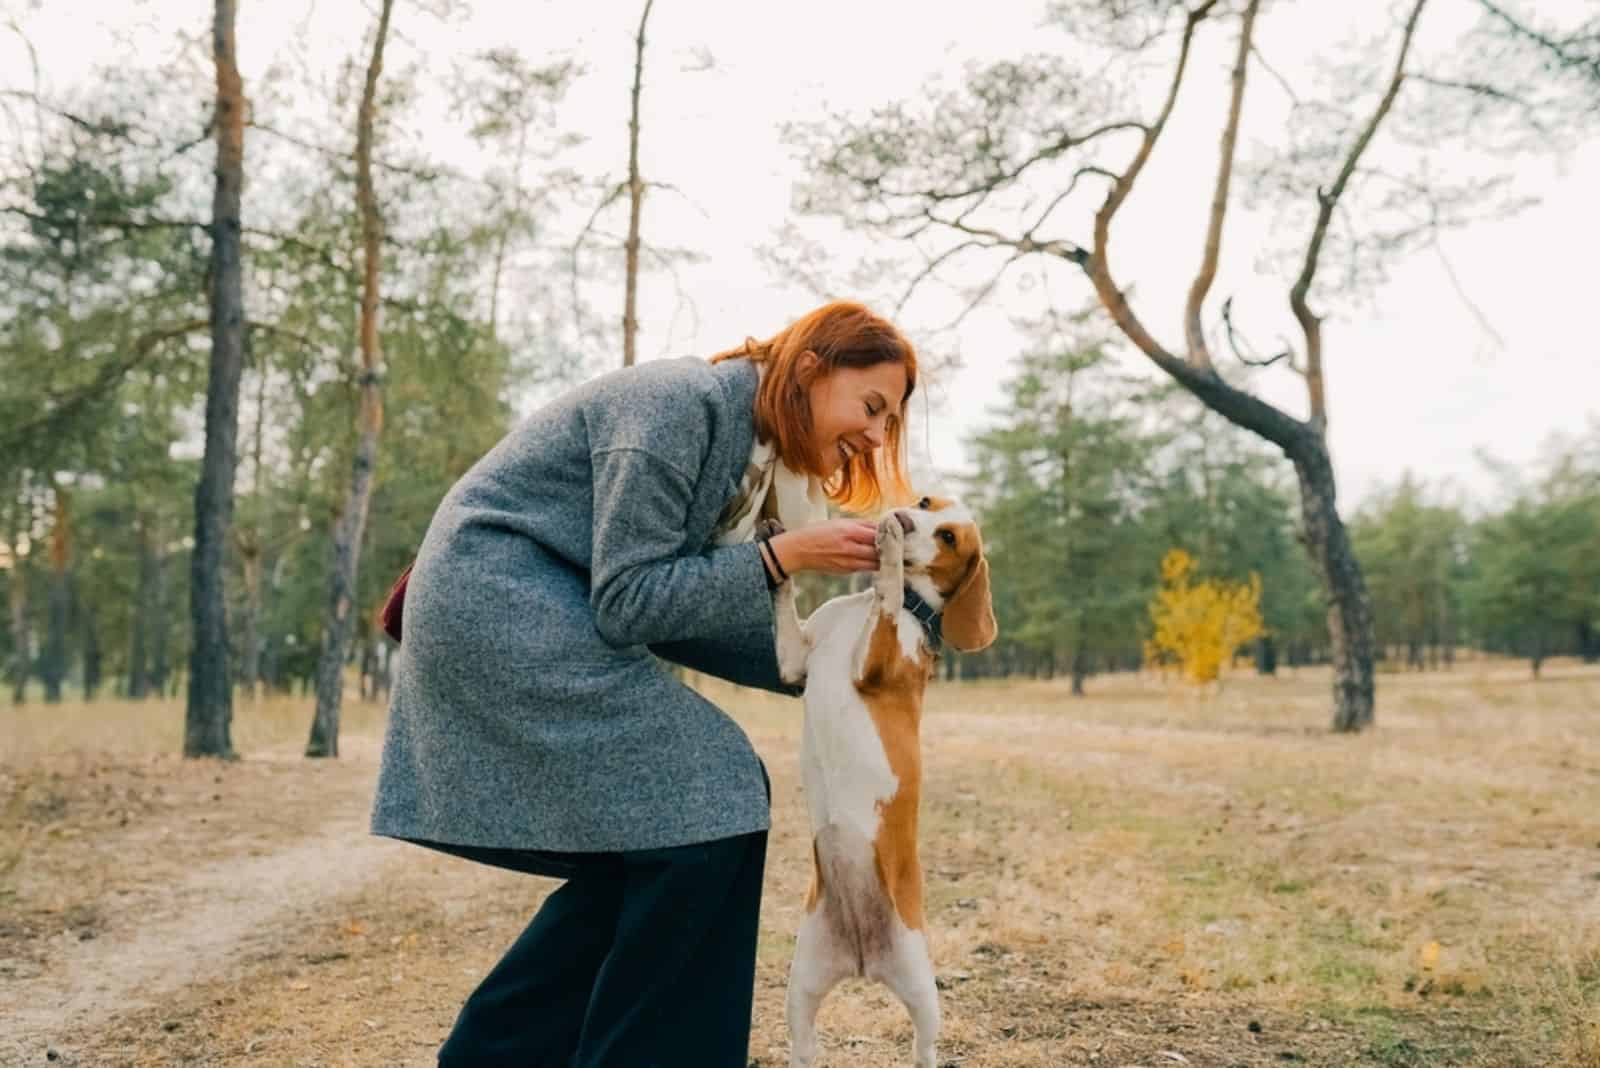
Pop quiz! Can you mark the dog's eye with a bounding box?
[918,496,932,510]
[937,529,956,546]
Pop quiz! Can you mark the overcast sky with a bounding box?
[6,0,1597,511]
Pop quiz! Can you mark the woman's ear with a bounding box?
[943,550,997,653]
[795,349,821,386]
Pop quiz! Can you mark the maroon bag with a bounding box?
[379,561,414,643]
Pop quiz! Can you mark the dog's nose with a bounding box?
[894,510,914,535]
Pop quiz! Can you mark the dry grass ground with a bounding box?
[2,662,1598,1066]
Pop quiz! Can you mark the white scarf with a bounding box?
[712,365,831,546]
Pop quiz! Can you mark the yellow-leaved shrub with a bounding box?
[1144,548,1264,684]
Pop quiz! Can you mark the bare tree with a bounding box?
[790,0,1595,731]
[573,1,710,366]
[622,0,656,367]
[307,0,397,759]
[185,0,246,758]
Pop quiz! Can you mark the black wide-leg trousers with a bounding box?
[422,827,769,1068]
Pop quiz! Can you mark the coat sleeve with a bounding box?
[588,445,775,648]
[649,627,803,697]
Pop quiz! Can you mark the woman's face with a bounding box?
[803,357,909,477]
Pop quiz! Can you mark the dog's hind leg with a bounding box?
[868,927,940,1068]
[786,907,851,1068]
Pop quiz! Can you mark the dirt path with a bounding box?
[0,813,407,1063]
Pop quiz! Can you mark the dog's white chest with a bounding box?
[797,592,911,841]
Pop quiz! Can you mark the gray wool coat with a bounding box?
[370,355,798,854]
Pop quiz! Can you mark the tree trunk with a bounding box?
[1070,647,1088,696]
[237,340,267,700]
[78,575,101,700]
[308,0,395,759]
[358,638,375,702]
[8,483,30,704]
[621,0,654,367]
[186,0,246,759]
[1578,620,1598,664]
[1255,634,1278,676]
[150,523,172,697]
[1291,439,1376,731]
[377,639,393,700]
[261,550,288,692]
[238,537,262,699]
[127,515,156,698]
[41,485,71,703]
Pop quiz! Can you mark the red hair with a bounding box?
[710,300,916,514]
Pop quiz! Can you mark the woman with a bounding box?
[370,300,919,1066]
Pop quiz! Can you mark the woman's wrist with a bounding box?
[763,531,801,580]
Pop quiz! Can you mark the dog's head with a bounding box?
[892,495,997,653]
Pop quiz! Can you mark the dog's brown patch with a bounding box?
[927,522,998,653]
[805,838,823,913]
[926,521,980,598]
[855,608,935,931]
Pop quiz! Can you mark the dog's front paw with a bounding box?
[776,622,809,687]
[874,515,905,606]
[875,514,905,563]
[773,579,809,688]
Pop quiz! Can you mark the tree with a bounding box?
[572,0,708,369]
[1350,476,1468,669]
[1468,436,1600,675]
[965,307,1160,690]
[448,48,579,349]
[1138,411,1324,672]
[790,0,1597,729]
[185,0,247,758]
[623,0,656,367]
[1468,498,1591,677]
[307,0,397,759]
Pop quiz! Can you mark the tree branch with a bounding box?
[1074,2,1311,452]
[876,119,1148,209]
[1222,296,1298,372]
[1290,0,1428,430]
[894,238,985,316]
[1474,0,1600,84]
[0,319,208,451]
[1185,0,1260,371]
[1411,73,1552,137]
[1250,43,1301,104]
[1083,1,1215,375]
[1431,238,1506,352]
[569,180,627,342]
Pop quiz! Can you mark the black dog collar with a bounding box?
[902,587,943,654]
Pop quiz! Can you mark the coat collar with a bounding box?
[708,356,760,450]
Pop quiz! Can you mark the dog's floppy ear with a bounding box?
[943,548,997,653]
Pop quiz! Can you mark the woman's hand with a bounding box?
[767,519,879,577]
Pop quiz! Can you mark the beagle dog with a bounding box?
[772,495,997,1068]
